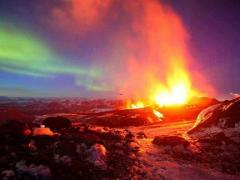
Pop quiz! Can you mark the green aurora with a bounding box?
[0,22,109,91]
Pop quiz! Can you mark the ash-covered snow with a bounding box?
[130,117,240,179]
[0,120,140,179]
[1,170,15,180]
[133,136,238,179]
[16,161,51,179]
[54,154,72,166]
[87,144,107,170]
[192,104,221,129]
[188,97,240,139]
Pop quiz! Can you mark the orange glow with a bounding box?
[50,0,214,98]
[151,68,196,107]
[131,101,145,109]
[153,109,164,119]
[127,67,198,108]
[126,100,164,120]
[115,0,211,106]
[51,0,112,33]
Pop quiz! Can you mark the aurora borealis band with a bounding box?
[0,22,101,78]
[0,0,240,98]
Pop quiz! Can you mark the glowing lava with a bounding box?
[153,110,164,119]
[151,68,195,107]
[131,101,145,109]
[127,67,197,109]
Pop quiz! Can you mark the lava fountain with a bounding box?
[120,0,208,109]
[151,68,194,107]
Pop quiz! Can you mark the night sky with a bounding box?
[0,0,240,99]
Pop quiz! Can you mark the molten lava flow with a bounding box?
[153,110,164,119]
[126,67,196,120]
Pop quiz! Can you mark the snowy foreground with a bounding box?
[0,119,239,179]
[0,97,240,179]
[130,121,238,179]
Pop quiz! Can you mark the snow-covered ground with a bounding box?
[129,120,238,179]
[1,97,240,179]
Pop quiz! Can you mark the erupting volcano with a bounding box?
[102,0,211,109]
[127,67,196,109]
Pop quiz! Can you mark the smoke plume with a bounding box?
[49,0,214,98]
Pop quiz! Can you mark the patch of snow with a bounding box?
[88,126,106,133]
[16,160,51,179]
[188,126,223,138]
[235,121,240,128]
[87,144,107,170]
[193,104,221,128]
[28,140,37,151]
[54,154,72,166]
[188,125,240,140]
[136,137,236,180]
[145,161,234,180]
[218,118,228,128]
[76,143,87,154]
[1,170,15,180]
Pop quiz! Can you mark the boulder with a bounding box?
[43,116,71,130]
[32,135,56,149]
[187,97,240,138]
[84,107,160,128]
[87,144,107,170]
[1,170,15,179]
[186,98,240,174]
[16,161,51,179]
[152,135,190,148]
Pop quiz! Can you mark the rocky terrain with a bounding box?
[0,97,239,179]
[0,120,141,179]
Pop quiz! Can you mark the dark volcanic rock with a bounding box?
[0,123,139,179]
[43,116,72,130]
[152,135,190,148]
[0,120,25,135]
[82,107,160,128]
[185,98,240,174]
[33,135,57,149]
[188,97,240,137]
[152,135,192,161]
